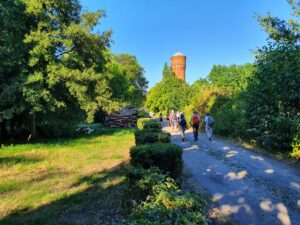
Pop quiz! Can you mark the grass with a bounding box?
[0,126,135,225]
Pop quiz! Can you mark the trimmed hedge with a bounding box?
[137,118,152,130]
[143,120,161,131]
[134,130,171,145]
[130,143,183,179]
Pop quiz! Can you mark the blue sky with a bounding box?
[80,0,293,88]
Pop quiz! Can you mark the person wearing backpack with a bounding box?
[190,111,200,141]
[205,112,214,141]
[179,113,187,142]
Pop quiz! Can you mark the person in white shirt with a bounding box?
[204,112,214,141]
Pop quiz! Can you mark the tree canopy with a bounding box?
[0,0,148,140]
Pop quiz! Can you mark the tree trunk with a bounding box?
[31,113,37,140]
[0,119,8,141]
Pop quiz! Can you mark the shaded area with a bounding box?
[0,156,42,167]
[0,163,128,225]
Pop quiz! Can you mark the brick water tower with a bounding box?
[171,51,186,80]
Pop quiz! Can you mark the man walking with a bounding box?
[190,111,200,141]
[205,112,214,141]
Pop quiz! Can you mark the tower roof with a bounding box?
[172,51,184,57]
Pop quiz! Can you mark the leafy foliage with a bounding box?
[125,167,207,225]
[245,43,300,151]
[106,54,148,107]
[134,130,171,145]
[0,0,148,140]
[130,143,183,179]
[137,118,153,130]
[145,74,190,113]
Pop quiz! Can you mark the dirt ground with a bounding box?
[163,124,300,225]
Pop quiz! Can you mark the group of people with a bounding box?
[161,110,214,142]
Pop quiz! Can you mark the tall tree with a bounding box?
[145,75,190,113]
[0,0,32,139]
[112,54,148,106]
[208,63,255,94]
[246,0,300,152]
[162,62,174,80]
[21,0,116,137]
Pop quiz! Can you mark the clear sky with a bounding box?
[80,0,293,88]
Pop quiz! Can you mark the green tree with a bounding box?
[208,63,255,94]
[145,75,190,113]
[109,54,148,106]
[21,0,117,137]
[0,0,33,139]
[162,62,174,80]
[246,0,300,152]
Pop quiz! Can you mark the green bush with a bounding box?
[137,118,152,130]
[134,130,170,145]
[128,191,207,225]
[158,132,171,143]
[143,120,161,131]
[125,166,178,204]
[130,143,183,179]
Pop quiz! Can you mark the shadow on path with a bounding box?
[163,122,300,225]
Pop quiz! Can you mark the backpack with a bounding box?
[208,116,214,127]
[179,118,187,127]
[192,115,199,126]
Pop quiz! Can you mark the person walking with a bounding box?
[204,112,214,141]
[176,111,180,128]
[166,112,171,127]
[159,112,163,123]
[179,113,187,142]
[171,110,177,129]
[190,111,200,141]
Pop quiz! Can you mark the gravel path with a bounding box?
[163,125,300,225]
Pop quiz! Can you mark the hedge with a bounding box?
[130,143,183,179]
[137,118,161,131]
[137,118,152,130]
[143,120,161,131]
[134,130,171,145]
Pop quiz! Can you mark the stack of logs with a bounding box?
[105,106,139,128]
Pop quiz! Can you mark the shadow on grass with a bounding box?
[0,163,129,225]
[0,156,42,167]
[1,127,136,149]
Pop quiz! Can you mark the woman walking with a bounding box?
[179,113,187,142]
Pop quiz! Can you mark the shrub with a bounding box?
[134,130,170,145]
[158,132,171,143]
[128,191,207,225]
[137,118,152,130]
[125,166,178,204]
[143,120,161,131]
[291,128,300,159]
[130,143,183,179]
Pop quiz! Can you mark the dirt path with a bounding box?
[163,125,300,225]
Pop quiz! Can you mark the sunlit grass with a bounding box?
[0,127,135,225]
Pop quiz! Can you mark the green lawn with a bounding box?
[0,128,135,225]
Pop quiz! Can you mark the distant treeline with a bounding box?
[0,0,148,141]
[145,1,299,158]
